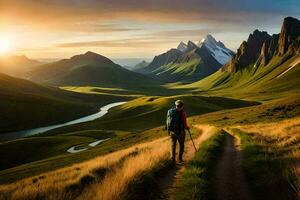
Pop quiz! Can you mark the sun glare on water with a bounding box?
[0,36,12,55]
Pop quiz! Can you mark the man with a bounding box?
[166,100,190,162]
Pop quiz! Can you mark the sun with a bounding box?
[0,36,12,54]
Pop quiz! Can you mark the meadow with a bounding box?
[0,125,215,200]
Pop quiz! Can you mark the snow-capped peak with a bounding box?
[198,34,234,65]
[197,34,218,49]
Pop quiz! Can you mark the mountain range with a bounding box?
[186,16,300,99]
[134,35,235,82]
[223,17,300,73]
[29,51,156,88]
[0,17,298,95]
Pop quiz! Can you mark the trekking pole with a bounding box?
[188,130,197,152]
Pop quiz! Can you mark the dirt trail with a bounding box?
[156,125,214,200]
[212,131,253,200]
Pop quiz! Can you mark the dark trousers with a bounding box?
[170,131,186,160]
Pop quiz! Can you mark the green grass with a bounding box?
[188,94,300,127]
[0,73,132,134]
[153,58,221,83]
[175,54,300,101]
[0,130,117,171]
[0,126,167,184]
[0,135,94,171]
[231,128,298,200]
[0,93,257,184]
[174,130,226,200]
[44,94,258,135]
[61,83,190,96]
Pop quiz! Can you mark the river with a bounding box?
[0,102,127,142]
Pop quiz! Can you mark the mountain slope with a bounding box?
[135,35,234,82]
[30,51,156,88]
[0,73,128,134]
[182,17,300,100]
[0,55,41,78]
[153,44,223,82]
[134,48,183,74]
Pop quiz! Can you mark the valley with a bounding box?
[0,15,299,200]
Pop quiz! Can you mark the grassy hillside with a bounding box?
[229,120,300,200]
[178,54,300,101]
[0,88,298,199]
[0,136,172,199]
[0,73,131,133]
[188,94,300,127]
[43,94,258,135]
[0,125,215,200]
[176,95,300,200]
[0,127,168,184]
[0,94,257,183]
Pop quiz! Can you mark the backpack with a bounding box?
[166,108,183,133]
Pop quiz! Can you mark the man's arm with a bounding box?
[180,111,190,130]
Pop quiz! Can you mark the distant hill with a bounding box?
[131,60,150,71]
[134,35,234,82]
[29,51,156,88]
[134,48,183,75]
[184,17,300,100]
[0,73,128,134]
[0,55,41,78]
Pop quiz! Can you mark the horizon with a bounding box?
[1,0,300,60]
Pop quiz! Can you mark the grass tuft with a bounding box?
[174,130,226,200]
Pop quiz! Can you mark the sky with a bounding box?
[1,0,300,61]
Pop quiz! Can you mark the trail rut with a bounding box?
[212,132,253,200]
[156,125,213,200]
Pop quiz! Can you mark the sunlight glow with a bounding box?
[0,36,12,54]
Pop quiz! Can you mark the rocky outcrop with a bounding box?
[260,34,279,66]
[277,17,300,55]
[223,30,271,72]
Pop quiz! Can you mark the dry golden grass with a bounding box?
[0,125,214,200]
[235,117,300,198]
[78,125,213,200]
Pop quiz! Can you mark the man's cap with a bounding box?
[175,100,184,107]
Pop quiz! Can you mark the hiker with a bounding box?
[166,100,190,162]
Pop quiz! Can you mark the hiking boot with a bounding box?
[179,158,184,163]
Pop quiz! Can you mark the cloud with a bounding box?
[63,23,141,33]
[2,0,296,28]
[3,0,300,58]
[56,37,171,48]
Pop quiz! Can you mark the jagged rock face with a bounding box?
[277,17,300,55]
[177,42,188,52]
[261,34,279,66]
[186,41,198,52]
[223,30,271,72]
